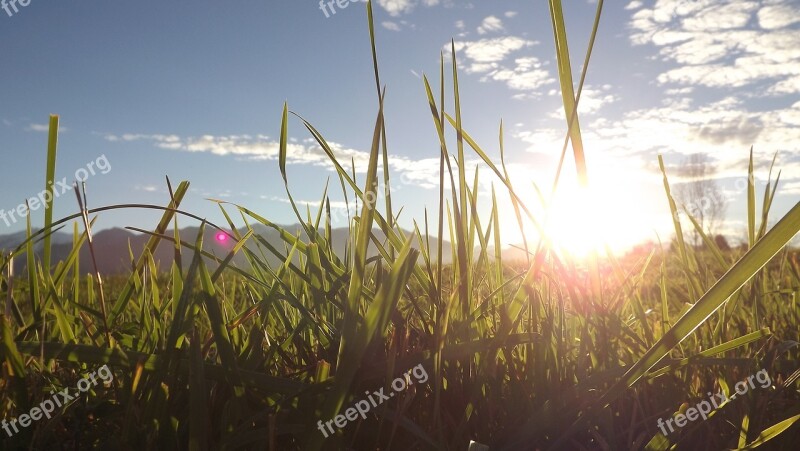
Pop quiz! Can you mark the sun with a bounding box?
[496,155,663,259]
[541,181,612,259]
[538,173,658,258]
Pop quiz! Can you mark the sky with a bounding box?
[1,0,798,252]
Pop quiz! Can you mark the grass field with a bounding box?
[2,1,800,450]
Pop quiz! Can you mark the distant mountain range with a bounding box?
[4,225,794,276]
[0,224,452,275]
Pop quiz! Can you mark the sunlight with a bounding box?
[540,171,657,258]
[543,181,609,259]
[501,156,660,259]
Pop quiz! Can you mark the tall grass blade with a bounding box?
[748,147,756,247]
[43,115,59,273]
[547,0,587,185]
[367,0,394,234]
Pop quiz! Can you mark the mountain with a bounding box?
[0,225,452,275]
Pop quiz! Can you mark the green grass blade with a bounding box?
[658,154,702,299]
[366,0,394,234]
[748,147,756,247]
[646,328,771,379]
[43,115,59,272]
[25,204,41,323]
[547,0,587,185]
[279,101,289,184]
[737,414,800,450]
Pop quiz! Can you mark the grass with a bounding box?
[2,1,800,449]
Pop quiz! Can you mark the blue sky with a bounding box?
[1,0,798,250]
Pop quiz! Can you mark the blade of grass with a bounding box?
[42,115,59,275]
[737,414,800,450]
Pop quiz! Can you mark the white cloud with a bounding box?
[625,1,643,10]
[664,86,693,95]
[375,0,441,16]
[104,132,445,187]
[681,2,758,32]
[517,96,800,181]
[484,57,553,92]
[26,123,50,132]
[451,37,534,64]
[382,21,401,31]
[504,11,517,18]
[26,123,69,133]
[550,85,617,116]
[629,0,800,95]
[769,75,800,94]
[783,179,800,195]
[448,37,553,94]
[477,16,504,35]
[757,2,800,29]
[579,85,617,114]
[376,0,415,16]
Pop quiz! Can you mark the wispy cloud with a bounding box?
[487,57,553,95]
[758,2,800,29]
[375,0,444,17]
[26,123,69,133]
[382,21,401,31]
[587,0,800,194]
[628,0,800,95]
[625,1,642,10]
[517,96,800,181]
[26,123,50,132]
[549,85,618,117]
[477,15,504,35]
[451,36,534,66]
[783,179,800,195]
[377,0,414,16]
[103,132,446,188]
[448,37,553,94]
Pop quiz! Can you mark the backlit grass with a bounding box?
[1,1,799,449]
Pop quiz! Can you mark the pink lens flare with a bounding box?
[215,232,229,243]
